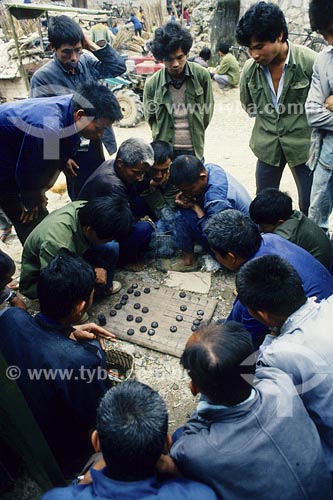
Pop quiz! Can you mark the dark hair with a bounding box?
[37,255,95,320]
[72,83,123,122]
[218,42,230,54]
[170,155,205,186]
[249,189,293,225]
[48,15,84,49]
[181,322,255,405]
[205,210,262,258]
[236,255,307,316]
[0,250,15,289]
[151,21,193,61]
[309,0,333,35]
[96,380,168,480]
[151,140,173,164]
[78,196,134,240]
[236,1,288,46]
[199,47,211,60]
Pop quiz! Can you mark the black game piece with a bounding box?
[97,313,106,326]
[127,328,135,336]
[134,303,141,309]
[109,310,117,317]
[197,310,204,316]
[180,305,187,312]
[126,314,134,321]
[179,291,186,298]
[115,303,122,310]
[191,325,198,332]
[122,294,129,300]
[139,326,147,333]
[193,319,201,326]
[176,314,183,322]
[151,321,158,328]
[170,325,177,332]
[127,287,134,294]
[135,316,143,323]
[132,283,138,289]
[144,287,151,293]
[148,329,155,336]
[134,290,141,297]
[120,299,127,306]
[142,307,149,313]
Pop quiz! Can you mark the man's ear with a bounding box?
[91,430,101,452]
[189,380,199,396]
[164,434,172,453]
[73,109,86,123]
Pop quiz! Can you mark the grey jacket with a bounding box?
[171,367,332,499]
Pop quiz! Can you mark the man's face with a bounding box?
[117,160,148,184]
[178,174,207,198]
[53,42,83,72]
[248,34,283,66]
[149,158,171,184]
[163,48,188,78]
[75,115,112,140]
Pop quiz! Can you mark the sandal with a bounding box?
[156,257,201,273]
[0,227,12,243]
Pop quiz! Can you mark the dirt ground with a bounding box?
[1,84,300,499]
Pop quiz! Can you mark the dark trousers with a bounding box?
[256,156,313,215]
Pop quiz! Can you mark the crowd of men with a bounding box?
[1,0,333,498]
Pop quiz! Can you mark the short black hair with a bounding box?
[0,250,15,290]
[170,155,205,186]
[218,42,230,54]
[205,210,262,258]
[309,0,333,35]
[236,255,307,316]
[48,15,84,49]
[199,47,211,60]
[72,83,123,122]
[249,189,293,225]
[78,196,134,240]
[181,322,255,405]
[151,141,173,164]
[37,255,95,320]
[151,22,193,61]
[236,2,288,46]
[96,380,168,480]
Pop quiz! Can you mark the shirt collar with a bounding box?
[166,62,190,88]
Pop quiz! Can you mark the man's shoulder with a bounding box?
[290,42,317,66]
[160,477,218,499]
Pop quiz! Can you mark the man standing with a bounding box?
[237,2,316,215]
[305,0,333,233]
[143,22,214,161]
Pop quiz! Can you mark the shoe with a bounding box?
[109,281,122,294]
[0,227,12,243]
[156,257,201,273]
[76,312,90,325]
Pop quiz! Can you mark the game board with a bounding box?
[99,284,217,358]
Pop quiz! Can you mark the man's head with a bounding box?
[236,255,307,328]
[199,47,211,61]
[309,0,333,43]
[94,380,168,481]
[236,2,288,65]
[37,255,95,322]
[250,188,293,233]
[170,155,207,196]
[0,250,15,292]
[149,141,173,184]
[205,210,262,271]
[72,83,122,140]
[78,196,134,244]
[181,322,255,405]
[218,42,230,56]
[115,138,154,184]
[151,22,193,78]
[48,15,85,71]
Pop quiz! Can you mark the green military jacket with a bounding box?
[240,42,316,167]
[20,201,89,299]
[216,52,240,86]
[143,62,214,160]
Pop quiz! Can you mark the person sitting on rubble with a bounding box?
[189,47,211,68]
[158,155,251,272]
[210,42,240,89]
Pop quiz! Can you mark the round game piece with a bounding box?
[97,313,106,326]
[176,314,183,322]
[115,303,122,310]
[193,318,201,326]
[142,307,149,313]
[139,326,147,333]
[135,316,143,323]
[127,314,134,321]
[191,325,198,332]
[170,325,178,333]
[151,321,159,328]
[122,294,129,300]
[179,291,186,298]
[120,299,127,306]
[134,303,141,309]
[197,310,204,316]
[144,287,151,294]
[127,287,134,294]
[180,305,187,312]
[134,290,141,297]
[148,329,155,336]
[132,283,138,289]
[109,309,117,317]
[127,328,135,336]
[197,316,203,322]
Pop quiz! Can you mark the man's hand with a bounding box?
[20,205,41,224]
[325,95,333,112]
[70,322,116,350]
[94,267,107,286]
[83,33,102,52]
[10,295,27,310]
[175,192,197,209]
[78,456,106,485]
[64,158,79,178]
[156,454,183,478]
